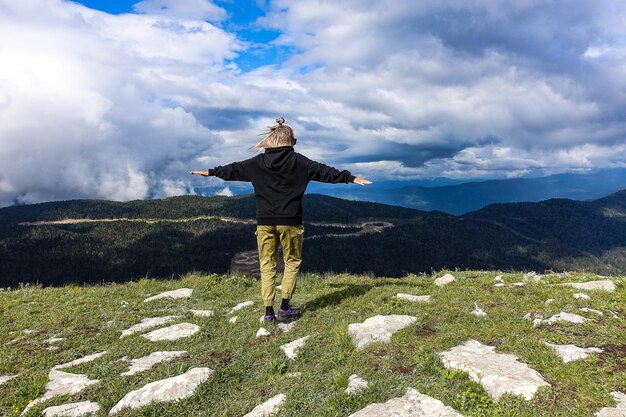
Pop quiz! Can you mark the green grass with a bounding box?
[1,271,625,416]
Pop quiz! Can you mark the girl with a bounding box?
[191,117,372,323]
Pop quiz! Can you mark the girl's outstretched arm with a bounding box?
[191,160,252,182]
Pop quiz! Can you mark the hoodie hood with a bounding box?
[262,146,295,171]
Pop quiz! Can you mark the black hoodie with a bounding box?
[208,146,356,225]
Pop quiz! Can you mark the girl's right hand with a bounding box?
[353,177,372,186]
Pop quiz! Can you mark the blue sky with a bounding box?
[0,0,625,205]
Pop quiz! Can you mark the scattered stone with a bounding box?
[120,316,178,338]
[439,339,550,400]
[574,293,591,300]
[143,288,193,302]
[229,316,238,324]
[558,280,616,292]
[46,337,65,344]
[0,374,18,385]
[280,336,311,360]
[47,346,60,351]
[349,315,417,349]
[471,303,487,317]
[579,307,603,316]
[545,299,555,305]
[286,372,301,378]
[54,351,108,370]
[595,391,626,417]
[142,323,200,342]
[493,283,506,287]
[523,272,543,282]
[493,275,503,282]
[256,328,271,338]
[532,319,544,328]
[512,282,525,287]
[547,312,589,325]
[121,351,187,376]
[189,310,214,318]
[396,293,431,303]
[609,310,620,319]
[109,367,213,414]
[277,321,297,333]
[120,301,129,308]
[523,313,532,320]
[276,285,282,290]
[434,273,455,287]
[23,329,35,334]
[229,301,254,315]
[544,342,603,363]
[345,374,369,395]
[348,387,463,417]
[22,370,99,415]
[42,401,101,417]
[243,393,286,417]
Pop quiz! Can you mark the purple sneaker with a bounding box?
[278,306,301,322]
[262,314,276,324]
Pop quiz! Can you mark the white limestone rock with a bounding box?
[189,310,214,317]
[434,273,455,287]
[280,336,311,360]
[256,328,271,338]
[54,351,108,370]
[121,351,187,376]
[595,391,626,417]
[143,288,193,302]
[471,303,487,317]
[0,374,18,385]
[547,312,589,325]
[523,312,532,321]
[493,275,503,282]
[285,372,301,378]
[229,316,238,324]
[348,315,417,349]
[396,293,431,303]
[243,393,286,417]
[46,337,65,344]
[493,283,506,288]
[345,374,369,395]
[229,301,254,315]
[43,401,101,416]
[142,323,200,342]
[348,387,463,417]
[439,339,550,400]
[120,316,178,338]
[277,321,297,333]
[22,329,35,334]
[22,370,99,415]
[580,307,604,316]
[523,272,543,282]
[109,367,213,414]
[574,293,591,300]
[558,280,616,291]
[545,299,555,305]
[544,342,603,363]
[512,282,525,287]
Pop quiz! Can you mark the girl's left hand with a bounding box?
[190,170,209,176]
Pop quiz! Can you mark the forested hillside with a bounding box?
[0,191,625,286]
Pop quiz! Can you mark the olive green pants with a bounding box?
[256,224,304,307]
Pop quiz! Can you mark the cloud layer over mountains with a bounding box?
[0,0,624,206]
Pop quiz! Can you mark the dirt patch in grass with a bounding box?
[415,326,437,337]
[597,344,626,374]
[208,350,233,367]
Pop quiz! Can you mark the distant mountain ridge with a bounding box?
[1,190,625,286]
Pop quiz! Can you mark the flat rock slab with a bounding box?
[547,312,588,325]
[43,401,101,416]
[54,351,108,370]
[434,273,456,287]
[348,387,463,416]
[280,336,311,360]
[256,328,271,338]
[229,301,254,315]
[243,393,286,417]
[0,374,18,385]
[189,310,214,317]
[558,280,616,291]
[396,293,431,303]
[121,351,187,376]
[277,321,297,333]
[580,307,604,316]
[471,303,487,317]
[142,323,200,342]
[22,370,99,415]
[439,339,550,400]
[544,342,603,363]
[348,315,417,349]
[345,374,369,395]
[143,288,193,302]
[120,316,178,338]
[109,367,213,414]
[595,391,626,417]
[574,293,591,299]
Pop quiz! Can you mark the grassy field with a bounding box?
[1,271,624,416]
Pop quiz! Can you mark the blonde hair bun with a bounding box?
[275,117,285,125]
